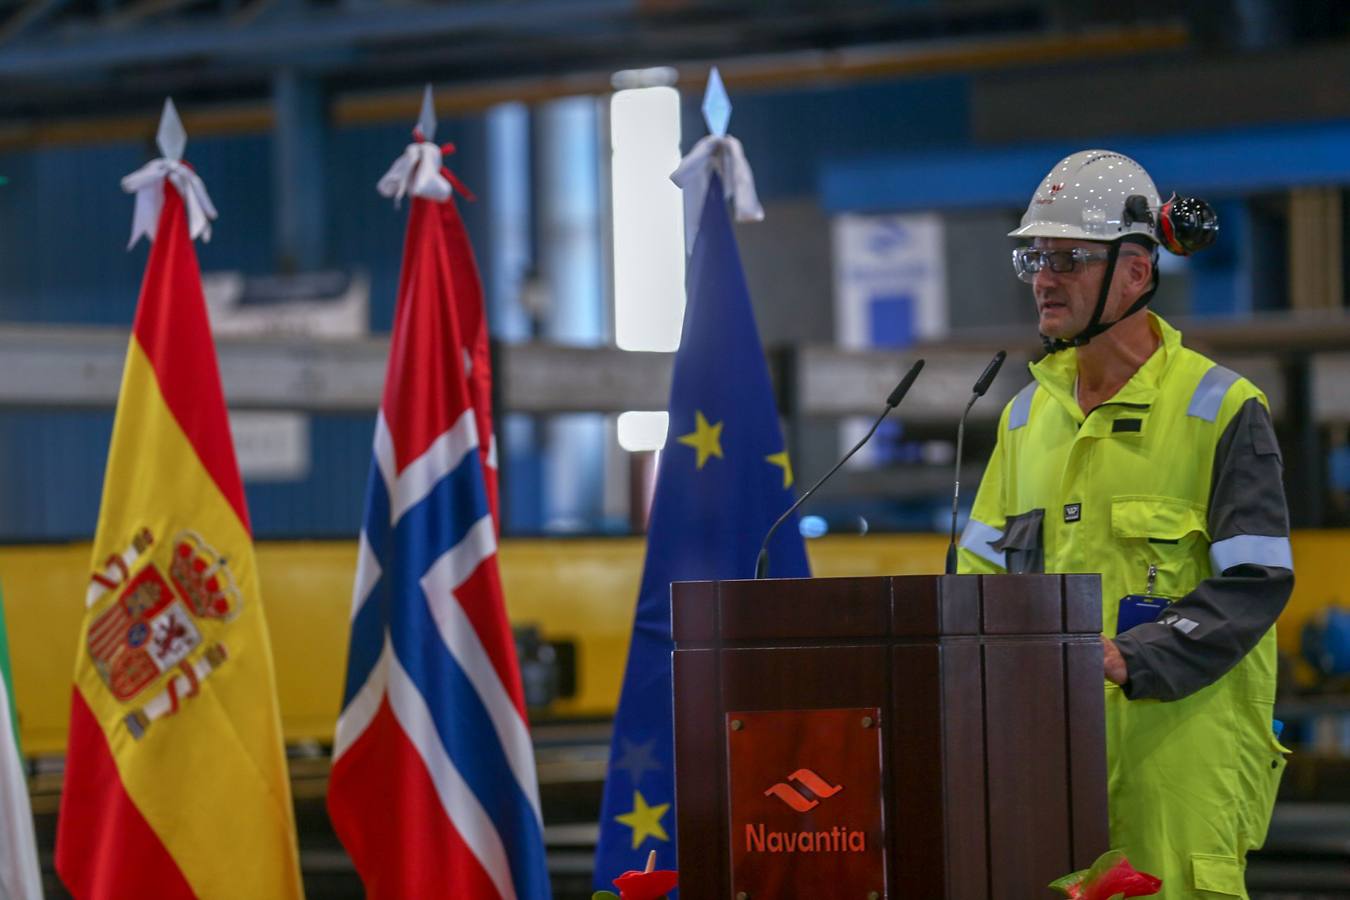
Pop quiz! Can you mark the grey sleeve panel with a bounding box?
[1208,398,1290,540]
[1115,398,1293,702]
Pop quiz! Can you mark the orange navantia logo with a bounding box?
[763,768,842,812]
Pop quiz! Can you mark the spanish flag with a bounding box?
[55,107,303,899]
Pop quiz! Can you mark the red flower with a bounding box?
[1051,851,1161,899]
[1084,856,1162,900]
[612,868,679,900]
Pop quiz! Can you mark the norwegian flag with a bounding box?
[328,132,547,898]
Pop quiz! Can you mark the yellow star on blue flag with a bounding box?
[677,411,723,469]
[615,790,670,850]
[766,450,793,488]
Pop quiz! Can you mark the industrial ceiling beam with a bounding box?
[0,21,1189,151]
[0,0,69,45]
[0,0,634,77]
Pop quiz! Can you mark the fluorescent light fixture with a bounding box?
[611,85,685,352]
[617,411,670,452]
[611,66,679,91]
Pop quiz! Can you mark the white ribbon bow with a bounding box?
[377,141,451,205]
[670,133,764,253]
[121,158,218,248]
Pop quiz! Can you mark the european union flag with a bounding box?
[593,173,811,889]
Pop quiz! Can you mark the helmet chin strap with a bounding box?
[1040,241,1159,354]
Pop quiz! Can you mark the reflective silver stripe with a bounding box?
[959,518,1007,570]
[1008,383,1037,431]
[1210,534,1294,573]
[1171,617,1199,635]
[1187,365,1239,422]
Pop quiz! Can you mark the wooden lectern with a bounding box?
[671,574,1108,899]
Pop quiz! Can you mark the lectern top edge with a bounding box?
[671,574,1103,642]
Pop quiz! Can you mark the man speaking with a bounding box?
[958,150,1293,899]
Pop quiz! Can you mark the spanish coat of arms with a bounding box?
[85,527,241,739]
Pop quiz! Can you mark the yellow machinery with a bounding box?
[1,532,1342,756]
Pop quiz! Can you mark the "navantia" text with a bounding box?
[744,824,866,853]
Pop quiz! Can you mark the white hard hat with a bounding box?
[1008,150,1161,243]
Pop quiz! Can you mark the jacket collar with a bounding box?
[1028,312,1181,421]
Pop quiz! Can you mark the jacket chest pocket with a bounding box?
[991,508,1045,574]
[1110,495,1209,597]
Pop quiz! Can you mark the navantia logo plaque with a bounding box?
[727,708,885,897]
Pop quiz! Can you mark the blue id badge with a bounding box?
[1116,563,1170,634]
[1117,594,1170,633]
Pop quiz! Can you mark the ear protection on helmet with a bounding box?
[1121,193,1219,256]
[1157,194,1219,255]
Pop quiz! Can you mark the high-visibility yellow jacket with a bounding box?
[959,313,1293,899]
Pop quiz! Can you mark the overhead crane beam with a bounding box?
[2,314,1349,424]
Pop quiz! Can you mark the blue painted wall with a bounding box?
[1,77,1342,539]
[821,120,1350,213]
[682,76,972,201]
[0,116,489,329]
[240,414,376,539]
[0,410,113,541]
[0,115,491,541]
[0,411,376,542]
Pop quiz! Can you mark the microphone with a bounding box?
[945,351,1006,575]
[754,358,924,579]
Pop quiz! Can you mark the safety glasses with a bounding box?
[1011,246,1111,283]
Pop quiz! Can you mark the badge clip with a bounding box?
[1116,563,1170,634]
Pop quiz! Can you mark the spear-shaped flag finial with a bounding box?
[376,84,452,204]
[417,84,438,143]
[122,97,217,246]
[672,64,762,251]
[701,66,731,137]
[156,97,187,163]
